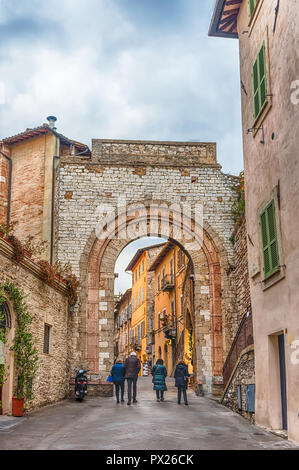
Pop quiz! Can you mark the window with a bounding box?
[43,324,51,354]
[158,312,161,329]
[135,271,137,283]
[139,265,141,278]
[142,287,145,302]
[171,301,175,325]
[170,258,174,283]
[248,0,259,18]
[141,321,145,338]
[138,291,141,305]
[138,324,141,345]
[260,200,280,278]
[253,42,267,119]
[157,274,161,292]
[180,295,183,316]
[142,259,145,273]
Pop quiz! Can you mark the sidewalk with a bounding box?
[0,377,297,450]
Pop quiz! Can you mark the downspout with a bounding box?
[50,136,60,265]
[0,150,12,227]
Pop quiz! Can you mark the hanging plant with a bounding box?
[0,281,38,403]
[6,235,25,263]
[37,260,56,284]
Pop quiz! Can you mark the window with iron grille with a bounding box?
[260,200,280,279]
[252,42,267,119]
[43,324,51,354]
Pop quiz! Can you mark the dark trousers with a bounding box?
[156,390,164,400]
[127,377,138,402]
[114,381,125,402]
[177,386,188,404]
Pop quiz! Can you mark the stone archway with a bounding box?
[77,200,231,394]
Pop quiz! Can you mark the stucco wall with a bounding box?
[237,0,299,444]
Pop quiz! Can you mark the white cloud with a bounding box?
[0,0,243,175]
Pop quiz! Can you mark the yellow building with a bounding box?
[149,242,193,375]
[126,243,165,375]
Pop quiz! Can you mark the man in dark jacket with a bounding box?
[174,360,190,406]
[124,352,141,405]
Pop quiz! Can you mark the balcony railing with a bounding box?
[161,274,175,292]
[222,312,254,388]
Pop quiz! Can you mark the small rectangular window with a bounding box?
[43,324,51,354]
[157,274,161,292]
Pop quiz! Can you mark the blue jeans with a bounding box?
[114,381,125,402]
[177,386,188,404]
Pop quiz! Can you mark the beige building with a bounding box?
[114,289,132,360]
[210,0,299,444]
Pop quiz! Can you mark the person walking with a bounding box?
[124,351,141,405]
[151,359,167,402]
[110,357,125,404]
[174,359,190,406]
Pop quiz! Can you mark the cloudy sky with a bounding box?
[0,0,243,294]
[0,0,242,174]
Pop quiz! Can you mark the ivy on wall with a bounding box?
[0,281,38,401]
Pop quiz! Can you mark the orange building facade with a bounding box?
[126,244,165,375]
[149,242,193,376]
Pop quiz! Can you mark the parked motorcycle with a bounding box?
[75,369,88,402]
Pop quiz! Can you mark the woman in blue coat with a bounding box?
[110,358,125,404]
[151,359,167,402]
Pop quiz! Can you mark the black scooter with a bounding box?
[75,369,88,402]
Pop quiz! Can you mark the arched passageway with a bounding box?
[77,200,232,394]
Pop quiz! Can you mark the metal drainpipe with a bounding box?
[50,155,60,265]
[50,136,60,265]
[0,150,12,226]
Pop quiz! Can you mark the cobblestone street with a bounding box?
[0,378,297,451]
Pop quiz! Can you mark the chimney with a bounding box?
[47,116,57,130]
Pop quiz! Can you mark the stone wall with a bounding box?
[0,237,70,413]
[55,139,239,393]
[221,215,254,419]
[221,347,255,423]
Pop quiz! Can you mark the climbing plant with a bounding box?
[0,281,38,401]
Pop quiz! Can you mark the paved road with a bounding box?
[0,377,297,450]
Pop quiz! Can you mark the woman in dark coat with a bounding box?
[174,360,190,405]
[110,357,125,404]
[151,359,167,402]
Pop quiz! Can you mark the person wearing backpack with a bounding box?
[151,358,167,402]
[174,358,190,406]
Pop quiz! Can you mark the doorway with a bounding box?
[278,334,288,430]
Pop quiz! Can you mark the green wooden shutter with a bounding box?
[258,43,267,110]
[249,0,258,18]
[252,42,267,119]
[260,200,280,278]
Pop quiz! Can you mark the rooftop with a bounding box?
[209,0,242,39]
[125,243,167,272]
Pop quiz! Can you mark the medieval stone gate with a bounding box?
[56,139,238,394]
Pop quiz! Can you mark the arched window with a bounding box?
[0,302,11,332]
